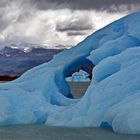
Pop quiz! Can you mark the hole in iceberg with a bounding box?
[66,70,91,99]
[64,58,94,99]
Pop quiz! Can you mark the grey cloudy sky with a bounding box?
[33,0,140,10]
[0,0,140,47]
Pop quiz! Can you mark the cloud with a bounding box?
[0,0,12,7]
[56,15,93,32]
[32,0,140,11]
[0,0,139,48]
[30,0,64,10]
[67,31,87,36]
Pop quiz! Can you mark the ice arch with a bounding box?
[0,12,140,134]
[64,58,93,98]
[64,58,93,79]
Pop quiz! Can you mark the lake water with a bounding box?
[0,125,140,140]
[68,81,90,98]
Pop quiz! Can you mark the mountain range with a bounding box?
[0,44,66,79]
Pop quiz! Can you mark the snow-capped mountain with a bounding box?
[0,45,65,77]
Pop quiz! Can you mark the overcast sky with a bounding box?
[0,0,140,47]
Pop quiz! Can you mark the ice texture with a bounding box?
[0,12,140,134]
[66,70,90,82]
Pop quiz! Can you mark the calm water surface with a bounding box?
[0,125,140,140]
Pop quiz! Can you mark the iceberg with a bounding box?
[0,12,140,134]
[66,70,90,82]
